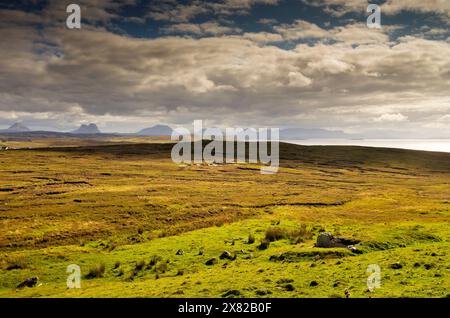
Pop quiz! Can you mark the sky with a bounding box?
[0,0,449,137]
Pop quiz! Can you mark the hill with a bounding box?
[137,125,173,136]
[36,141,450,172]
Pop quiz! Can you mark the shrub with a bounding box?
[105,242,116,252]
[247,233,255,244]
[126,270,137,281]
[255,289,272,296]
[222,290,241,298]
[390,262,403,269]
[85,263,105,279]
[283,284,295,291]
[258,239,270,250]
[135,260,146,271]
[156,262,168,274]
[205,258,218,266]
[158,231,168,238]
[265,227,287,242]
[289,224,314,243]
[149,255,162,267]
[276,278,294,284]
[6,258,27,271]
[424,263,434,270]
[176,269,184,276]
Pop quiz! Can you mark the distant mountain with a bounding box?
[280,128,351,139]
[71,123,101,134]
[137,125,173,136]
[0,123,31,133]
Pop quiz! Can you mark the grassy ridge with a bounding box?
[0,141,449,297]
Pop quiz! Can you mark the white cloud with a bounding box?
[374,113,408,122]
[258,18,278,25]
[302,0,450,19]
[273,21,392,44]
[381,0,450,16]
[161,22,241,35]
[301,0,369,17]
[274,20,330,40]
[332,23,390,44]
[147,0,280,22]
[287,72,312,87]
[438,114,450,122]
[242,32,283,43]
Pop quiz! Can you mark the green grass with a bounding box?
[0,140,449,297]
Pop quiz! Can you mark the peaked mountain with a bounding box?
[71,123,101,134]
[1,123,31,133]
[137,125,173,136]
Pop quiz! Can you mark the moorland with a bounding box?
[0,135,449,298]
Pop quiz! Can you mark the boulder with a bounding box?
[219,251,233,260]
[176,249,184,256]
[390,262,403,269]
[309,281,319,287]
[316,232,360,248]
[17,277,38,289]
[316,232,334,248]
[205,258,217,266]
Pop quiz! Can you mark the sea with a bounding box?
[284,139,450,153]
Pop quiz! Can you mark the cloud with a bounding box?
[381,0,450,17]
[161,22,241,35]
[1,20,449,133]
[242,32,283,43]
[301,0,369,17]
[0,0,142,29]
[302,0,450,18]
[147,0,280,22]
[273,20,391,45]
[258,18,278,25]
[274,20,330,40]
[374,113,408,122]
[0,1,449,136]
[423,28,449,35]
[287,71,312,87]
[331,23,390,44]
[439,114,450,123]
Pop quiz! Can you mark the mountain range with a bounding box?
[4,123,423,139]
[0,123,175,136]
[0,123,31,133]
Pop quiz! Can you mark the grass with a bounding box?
[85,263,106,279]
[0,138,449,297]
